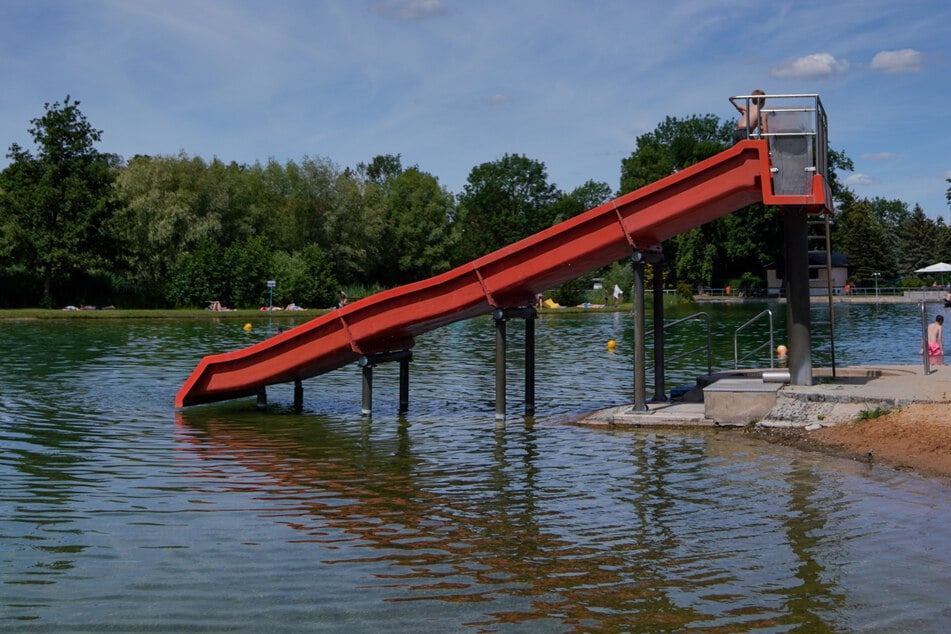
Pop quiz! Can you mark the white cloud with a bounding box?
[770,53,849,79]
[370,0,447,21]
[482,94,511,106]
[845,173,875,187]
[861,152,898,160]
[871,49,924,73]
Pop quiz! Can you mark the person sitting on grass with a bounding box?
[207,300,232,312]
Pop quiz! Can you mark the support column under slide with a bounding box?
[783,206,813,385]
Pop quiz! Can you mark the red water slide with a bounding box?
[176,141,831,407]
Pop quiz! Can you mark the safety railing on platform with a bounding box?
[647,312,712,387]
[733,309,775,370]
[729,92,828,196]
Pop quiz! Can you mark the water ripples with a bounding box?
[4,312,951,631]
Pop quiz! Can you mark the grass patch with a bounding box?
[856,406,891,421]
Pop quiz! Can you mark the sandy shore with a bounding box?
[750,402,951,480]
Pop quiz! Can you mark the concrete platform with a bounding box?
[578,400,719,428]
[703,378,783,425]
[577,363,951,429]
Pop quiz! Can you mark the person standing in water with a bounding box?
[927,314,944,357]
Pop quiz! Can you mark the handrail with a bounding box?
[647,311,712,378]
[734,309,774,369]
[729,93,828,179]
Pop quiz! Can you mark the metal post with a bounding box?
[632,253,648,412]
[361,364,373,416]
[256,387,267,410]
[783,206,813,385]
[399,357,409,413]
[525,312,536,416]
[921,301,931,375]
[294,379,303,410]
[357,350,412,415]
[267,280,276,311]
[494,312,507,421]
[651,261,667,403]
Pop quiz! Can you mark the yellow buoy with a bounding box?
[776,344,788,358]
[607,339,617,350]
[243,323,253,331]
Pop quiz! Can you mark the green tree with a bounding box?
[826,148,855,208]
[836,199,897,282]
[897,204,939,276]
[866,196,910,235]
[620,114,731,194]
[673,227,718,291]
[112,153,237,292]
[549,180,613,224]
[620,114,734,289]
[0,96,118,306]
[166,236,274,308]
[326,169,386,285]
[269,245,338,309]
[358,153,403,187]
[167,239,231,307]
[254,156,339,252]
[453,154,560,265]
[720,205,783,275]
[379,167,454,285]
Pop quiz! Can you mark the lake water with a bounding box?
[3,301,951,632]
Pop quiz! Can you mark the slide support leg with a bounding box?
[493,307,538,421]
[632,253,648,412]
[399,357,410,413]
[652,260,667,403]
[783,206,813,385]
[361,365,373,416]
[294,379,303,411]
[359,350,414,417]
[494,314,507,421]
[525,314,536,416]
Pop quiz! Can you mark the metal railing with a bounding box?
[729,92,828,189]
[734,309,774,369]
[647,311,713,379]
[920,301,931,375]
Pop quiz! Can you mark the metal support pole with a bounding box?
[256,387,267,410]
[361,365,373,416]
[399,357,409,413]
[294,379,303,410]
[494,313,507,421]
[632,253,648,412]
[921,301,931,375]
[525,312,536,416]
[783,206,813,385]
[493,307,537,420]
[651,261,667,403]
[358,350,412,416]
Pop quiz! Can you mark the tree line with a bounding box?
[2,97,950,309]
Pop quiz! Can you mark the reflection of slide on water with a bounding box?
[172,412,699,625]
[177,141,832,407]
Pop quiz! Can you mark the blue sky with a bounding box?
[2,0,949,218]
